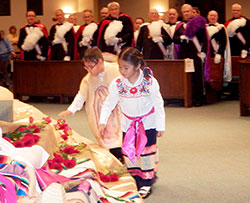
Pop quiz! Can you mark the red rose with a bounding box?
[63,159,76,168]
[98,172,110,182]
[42,117,51,124]
[59,123,68,130]
[57,119,66,125]
[62,146,76,154]
[32,134,40,144]
[54,124,60,130]
[130,87,137,94]
[110,174,119,182]
[49,162,63,171]
[63,127,72,136]
[13,141,24,148]
[19,127,27,132]
[21,136,35,147]
[61,134,68,140]
[53,154,64,164]
[29,116,34,124]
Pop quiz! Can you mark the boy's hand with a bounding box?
[58,110,73,117]
[157,131,164,137]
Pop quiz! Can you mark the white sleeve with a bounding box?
[99,79,119,125]
[67,92,85,114]
[150,77,165,131]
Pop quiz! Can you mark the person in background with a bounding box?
[49,9,75,61]
[18,10,49,61]
[224,3,250,58]
[173,4,209,107]
[192,7,200,17]
[134,17,144,44]
[58,47,122,162]
[207,10,232,82]
[98,47,165,198]
[165,8,180,59]
[7,26,19,54]
[136,8,171,59]
[68,14,80,33]
[0,30,15,88]
[76,9,97,60]
[100,7,109,21]
[94,1,134,54]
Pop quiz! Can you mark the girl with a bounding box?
[99,47,165,198]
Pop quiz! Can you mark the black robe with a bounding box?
[207,24,227,57]
[225,17,250,56]
[136,23,171,59]
[49,23,75,60]
[173,19,208,105]
[93,14,134,54]
[18,24,49,60]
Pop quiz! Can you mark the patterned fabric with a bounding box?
[0,157,30,196]
[116,76,152,98]
[123,129,158,189]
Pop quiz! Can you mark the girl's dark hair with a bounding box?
[118,47,151,77]
[82,47,104,64]
[118,47,146,68]
[9,25,17,33]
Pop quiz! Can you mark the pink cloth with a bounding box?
[0,174,17,203]
[122,107,155,163]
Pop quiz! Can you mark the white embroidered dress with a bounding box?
[99,69,165,132]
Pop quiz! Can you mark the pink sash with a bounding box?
[122,107,155,163]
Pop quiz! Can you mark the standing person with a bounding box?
[49,9,74,61]
[6,26,19,54]
[100,7,109,21]
[134,17,144,44]
[224,3,250,58]
[207,10,232,82]
[94,1,134,54]
[166,8,180,59]
[136,8,171,59]
[76,9,98,60]
[173,4,209,107]
[192,7,200,17]
[58,47,122,161]
[0,30,16,88]
[98,47,165,198]
[18,10,49,61]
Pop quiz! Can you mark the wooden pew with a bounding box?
[145,59,192,107]
[239,60,250,116]
[13,61,87,103]
[14,60,192,107]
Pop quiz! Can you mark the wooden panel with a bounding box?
[13,61,87,101]
[239,60,250,116]
[145,59,192,107]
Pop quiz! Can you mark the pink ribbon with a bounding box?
[122,107,155,163]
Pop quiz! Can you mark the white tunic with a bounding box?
[99,70,165,132]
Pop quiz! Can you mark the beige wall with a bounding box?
[0,0,94,35]
[226,0,250,20]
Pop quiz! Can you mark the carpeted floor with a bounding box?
[28,100,250,203]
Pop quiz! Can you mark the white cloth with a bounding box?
[99,70,165,132]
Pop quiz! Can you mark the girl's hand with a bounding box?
[98,124,106,138]
[157,131,164,137]
[58,110,73,117]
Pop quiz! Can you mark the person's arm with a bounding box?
[68,92,85,113]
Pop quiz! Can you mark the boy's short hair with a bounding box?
[82,47,104,64]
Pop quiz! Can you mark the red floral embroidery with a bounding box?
[116,78,121,83]
[130,87,137,94]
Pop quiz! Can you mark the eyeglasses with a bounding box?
[83,63,97,70]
